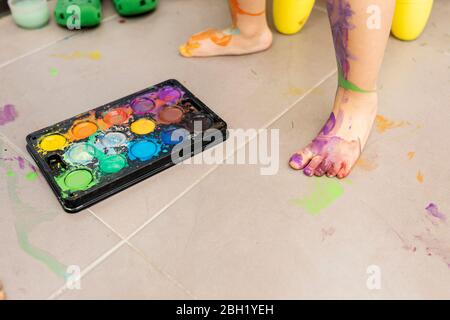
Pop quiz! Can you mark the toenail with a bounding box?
[304,168,313,176]
[289,154,302,165]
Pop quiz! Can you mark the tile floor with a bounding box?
[0,0,449,299]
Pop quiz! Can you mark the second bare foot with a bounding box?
[179,27,272,57]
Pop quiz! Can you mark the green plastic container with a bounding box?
[54,0,102,29]
[112,0,157,17]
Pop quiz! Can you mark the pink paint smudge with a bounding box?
[0,156,34,171]
[0,104,18,126]
[321,227,336,241]
[426,203,446,221]
[16,156,26,169]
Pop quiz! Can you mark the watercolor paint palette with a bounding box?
[26,79,227,213]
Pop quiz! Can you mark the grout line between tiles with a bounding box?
[0,14,118,70]
[127,242,197,299]
[263,68,336,129]
[46,240,126,300]
[88,208,127,240]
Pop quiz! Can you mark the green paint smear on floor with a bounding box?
[291,178,344,216]
[0,142,67,279]
[15,223,67,279]
[50,67,59,77]
[25,171,38,181]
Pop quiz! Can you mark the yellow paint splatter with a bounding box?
[285,87,305,96]
[417,171,424,183]
[50,51,102,61]
[407,151,416,160]
[355,156,378,171]
[375,115,410,133]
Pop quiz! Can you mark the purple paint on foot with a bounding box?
[290,153,303,166]
[320,113,336,135]
[0,104,17,126]
[426,203,446,221]
[303,167,314,176]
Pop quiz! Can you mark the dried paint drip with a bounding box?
[355,156,378,171]
[416,171,424,183]
[0,104,18,126]
[375,115,410,133]
[397,203,450,269]
[426,203,446,221]
[0,141,68,278]
[50,51,102,61]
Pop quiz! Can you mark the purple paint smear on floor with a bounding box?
[0,104,17,126]
[426,203,446,221]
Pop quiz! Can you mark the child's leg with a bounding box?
[289,0,395,179]
[0,280,5,300]
[179,0,272,57]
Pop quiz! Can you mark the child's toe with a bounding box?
[303,156,323,177]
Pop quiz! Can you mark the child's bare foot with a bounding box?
[289,88,377,179]
[179,27,272,57]
[179,0,271,57]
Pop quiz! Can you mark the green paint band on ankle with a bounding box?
[338,69,374,93]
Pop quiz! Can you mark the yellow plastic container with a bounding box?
[273,0,315,35]
[391,0,433,41]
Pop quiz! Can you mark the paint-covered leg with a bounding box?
[179,0,272,57]
[0,280,5,300]
[290,0,394,179]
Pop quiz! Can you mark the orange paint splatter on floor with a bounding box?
[355,156,378,171]
[375,115,410,133]
[417,171,424,183]
[407,151,416,160]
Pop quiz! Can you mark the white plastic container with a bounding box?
[8,0,50,29]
